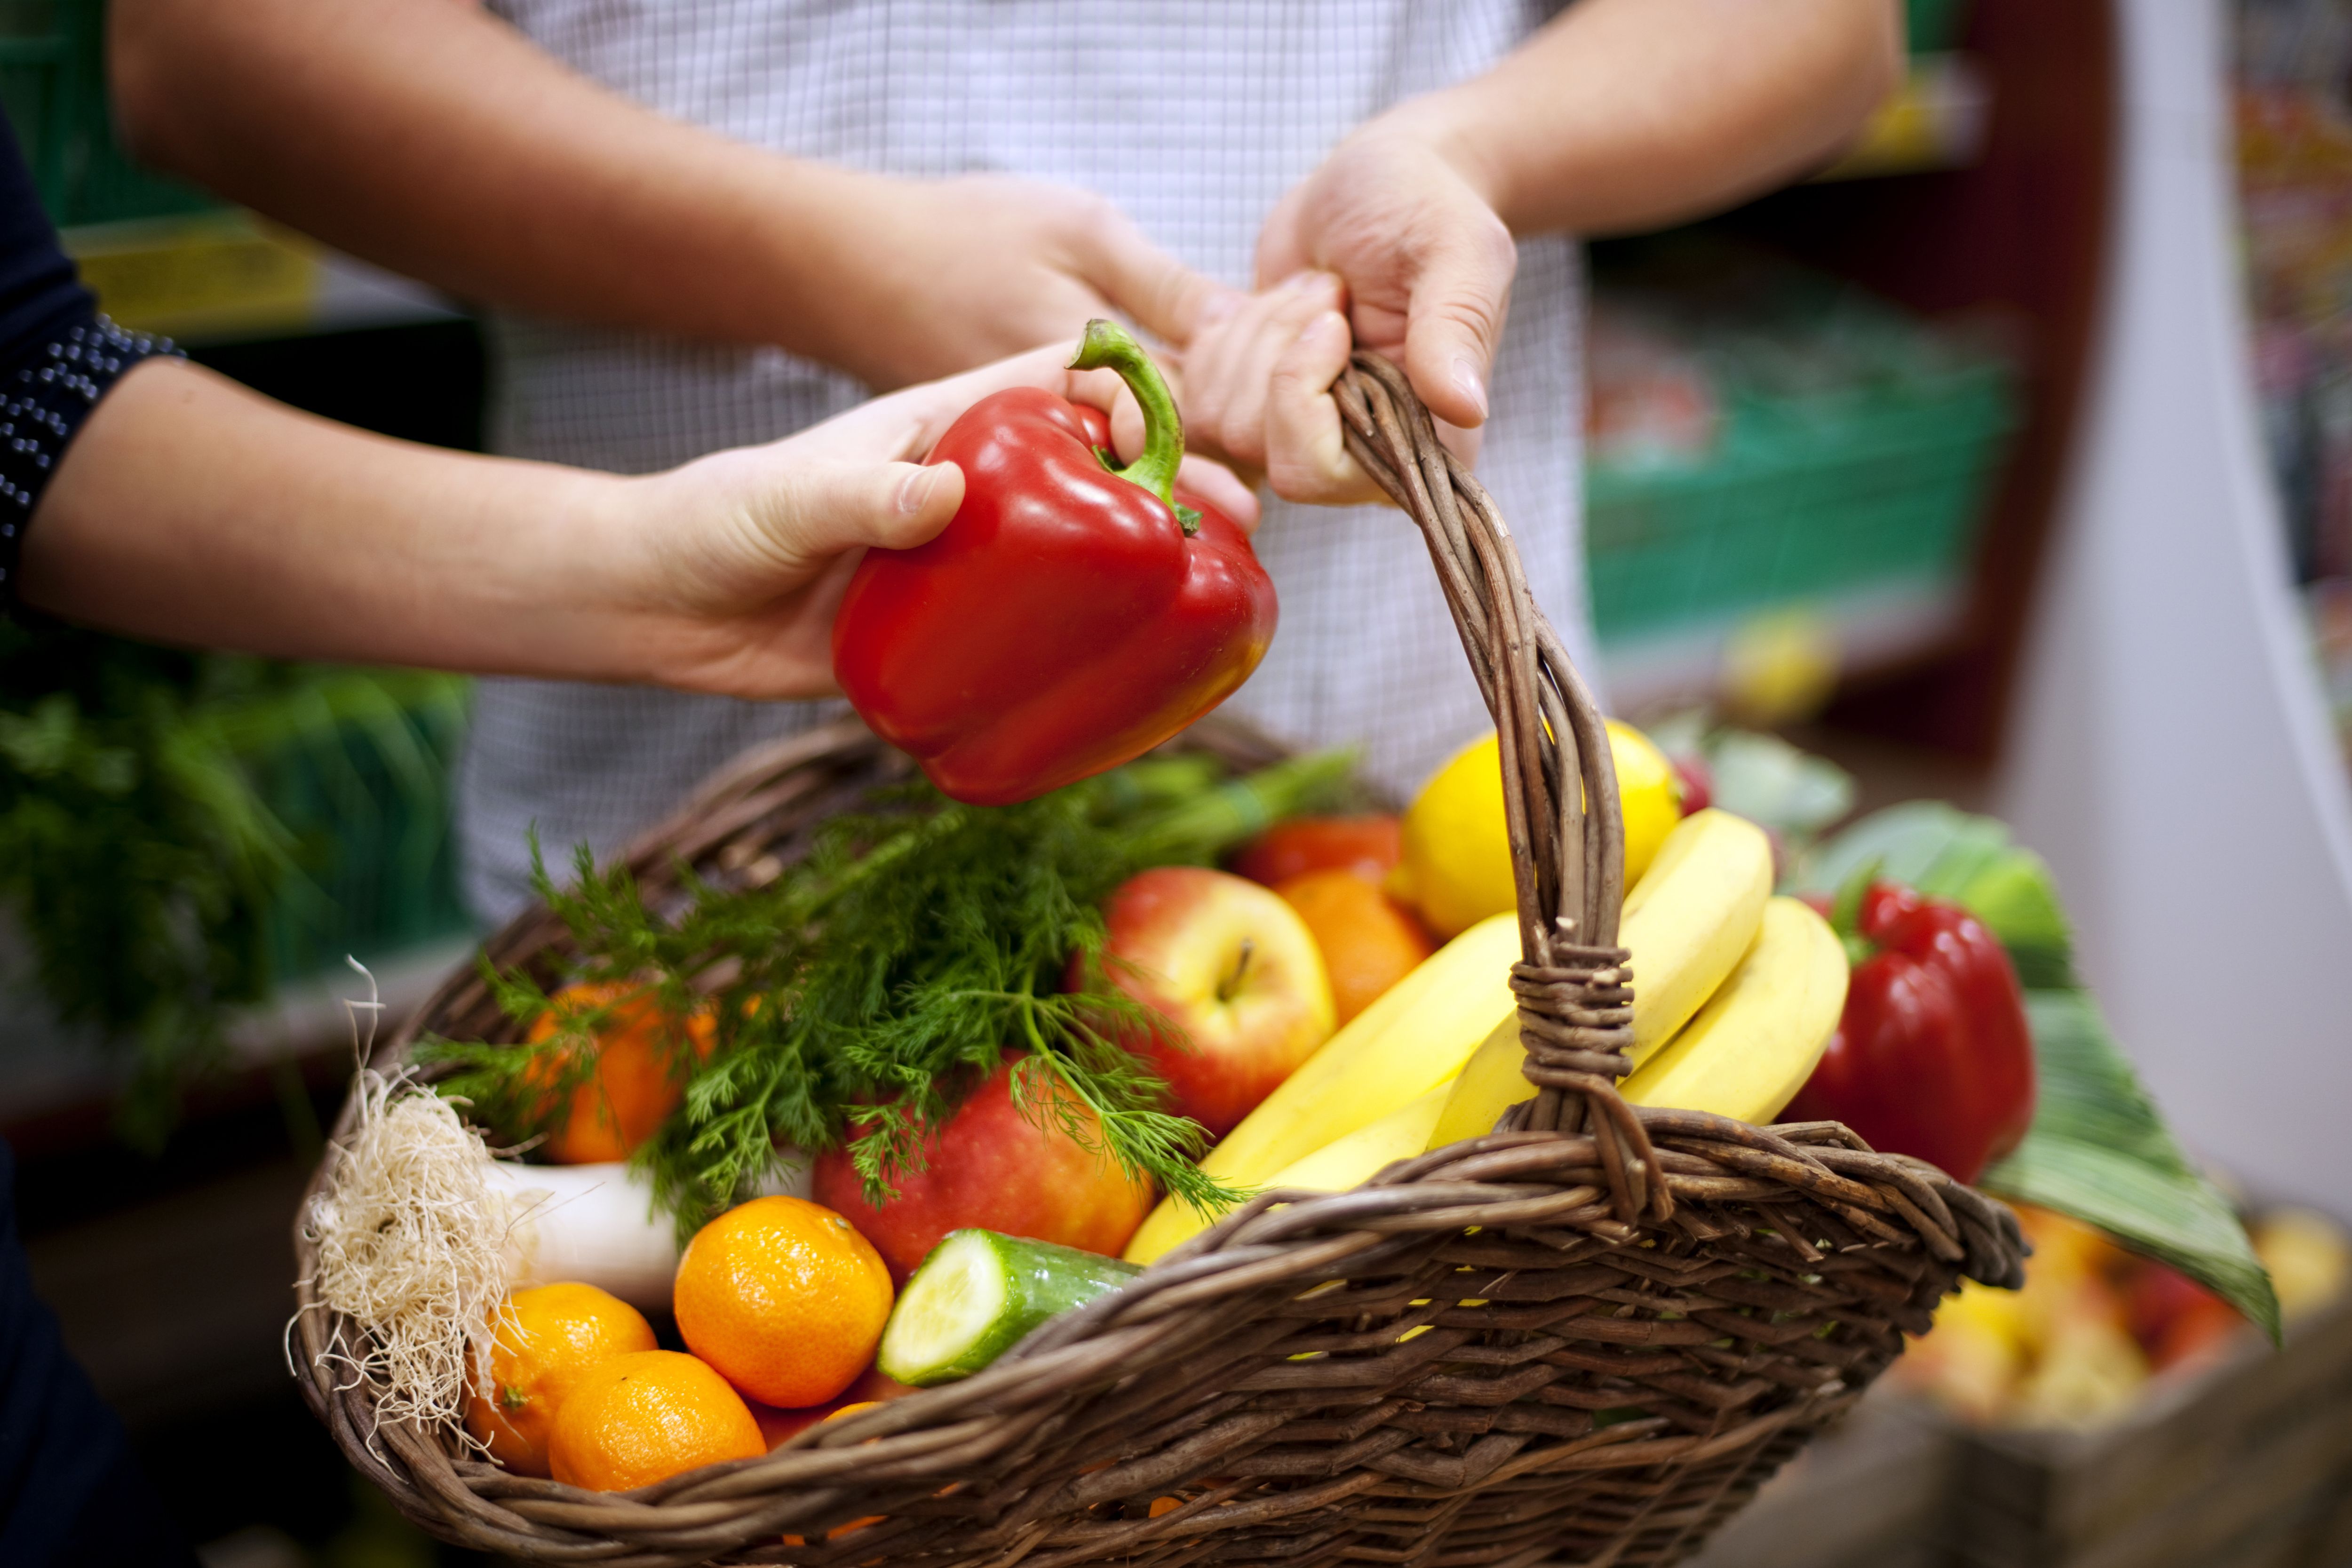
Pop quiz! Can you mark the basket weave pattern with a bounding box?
[293,354,2023,1568]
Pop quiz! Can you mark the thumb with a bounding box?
[763,459,966,565]
[1402,214,1516,430]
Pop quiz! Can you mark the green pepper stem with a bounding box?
[1830,855,1883,968]
[1070,319,1187,515]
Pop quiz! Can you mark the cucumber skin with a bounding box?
[887,1231,1140,1386]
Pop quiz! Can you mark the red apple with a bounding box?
[1229,816,1403,887]
[1076,866,1335,1138]
[810,1057,1152,1282]
[2127,1262,2245,1371]
[749,1365,918,1449]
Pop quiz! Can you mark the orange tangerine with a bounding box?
[525,980,715,1163]
[464,1282,658,1476]
[674,1196,894,1409]
[1274,869,1436,1025]
[1230,816,1401,886]
[547,1350,764,1492]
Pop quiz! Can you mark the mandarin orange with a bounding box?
[464,1282,658,1476]
[547,1350,764,1491]
[525,979,715,1163]
[674,1196,894,1409]
[1272,869,1436,1025]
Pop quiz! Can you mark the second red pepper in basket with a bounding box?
[1786,879,2037,1185]
[831,320,1277,806]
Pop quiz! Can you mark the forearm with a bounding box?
[17,359,648,678]
[110,0,872,365]
[1411,0,1903,237]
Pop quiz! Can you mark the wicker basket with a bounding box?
[291,353,2025,1568]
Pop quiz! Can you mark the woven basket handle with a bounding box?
[1333,355,1665,1225]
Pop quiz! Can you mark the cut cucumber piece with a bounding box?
[877,1230,1140,1387]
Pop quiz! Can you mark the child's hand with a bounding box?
[605,343,1257,700]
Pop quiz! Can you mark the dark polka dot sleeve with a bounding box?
[0,318,180,612]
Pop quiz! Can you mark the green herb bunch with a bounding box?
[427,749,1354,1239]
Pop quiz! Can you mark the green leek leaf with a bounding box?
[1986,991,2280,1342]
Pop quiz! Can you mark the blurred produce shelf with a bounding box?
[236,669,472,983]
[2234,0,2352,799]
[1813,54,1995,182]
[0,925,470,1146]
[1907,0,1972,53]
[0,667,476,1148]
[1597,579,1969,715]
[0,0,455,343]
[1583,239,2019,714]
[1670,1266,2352,1568]
[1953,1291,2352,1568]
[62,212,459,344]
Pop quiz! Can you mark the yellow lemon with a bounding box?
[1397,721,1684,938]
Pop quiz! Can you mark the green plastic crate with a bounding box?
[1585,358,2015,645]
[0,0,217,228]
[234,673,473,981]
[1907,0,1969,52]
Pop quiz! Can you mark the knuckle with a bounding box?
[1186,380,1229,435]
[1059,190,1124,249]
[1423,280,1510,351]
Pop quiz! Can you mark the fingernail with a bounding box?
[896,466,941,514]
[1200,290,1242,327]
[1300,311,1345,347]
[1451,357,1489,420]
[1283,270,1320,294]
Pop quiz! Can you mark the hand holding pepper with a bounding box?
[832,322,1278,806]
[1786,879,2037,1185]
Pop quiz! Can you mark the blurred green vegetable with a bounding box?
[0,616,464,1145]
[1794,803,2277,1338]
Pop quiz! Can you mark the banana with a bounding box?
[1422,807,1773,1150]
[1122,913,1520,1265]
[1424,1010,1533,1149]
[1619,809,1774,1063]
[1260,1082,1453,1195]
[1126,1083,1456,1265]
[1621,896,1847,1123]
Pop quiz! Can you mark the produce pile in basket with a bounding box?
[291,349,2254,1568]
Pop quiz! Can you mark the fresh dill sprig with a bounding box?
[424,748,1355,1239]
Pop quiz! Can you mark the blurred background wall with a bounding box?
[1998,0,2352,1213]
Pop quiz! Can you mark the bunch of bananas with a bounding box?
[1125,729,1847,1266]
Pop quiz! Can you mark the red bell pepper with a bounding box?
[831,320,1276,806]
[1785,879,2036,1184]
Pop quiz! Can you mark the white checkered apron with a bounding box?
[463,0,1588,921]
